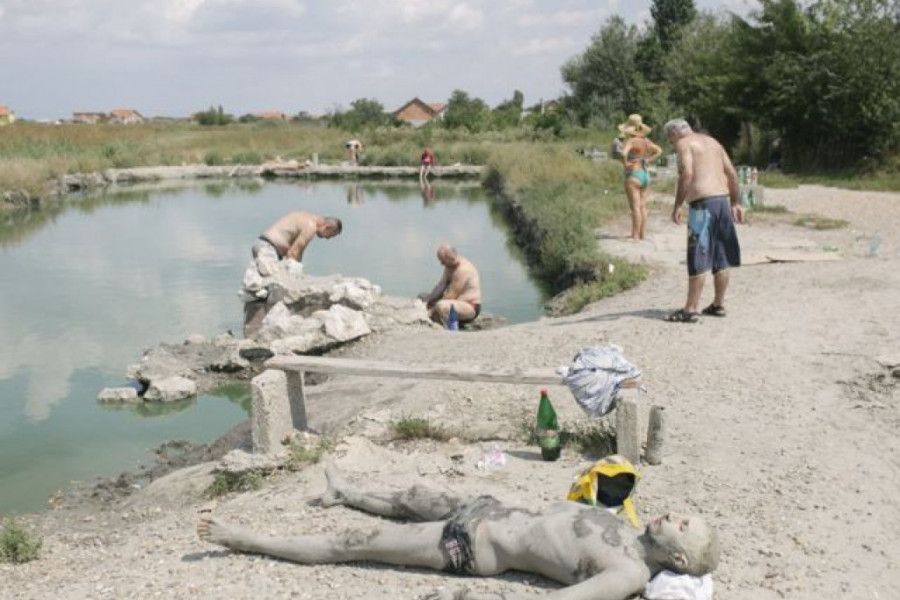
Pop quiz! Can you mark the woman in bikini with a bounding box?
[619,114,662,241]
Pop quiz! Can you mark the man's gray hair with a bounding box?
[664,119,692,137]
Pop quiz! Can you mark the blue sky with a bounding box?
[1,0,753,120]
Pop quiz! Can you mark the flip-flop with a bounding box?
[701,304,727,317]
[665,309,700,323]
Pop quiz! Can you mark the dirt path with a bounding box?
[3,185,898,600]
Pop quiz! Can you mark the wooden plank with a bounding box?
[265,355,642,388]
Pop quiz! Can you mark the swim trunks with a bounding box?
[439,496,500,574]
[686,196,741,277]
[252,236,285,260]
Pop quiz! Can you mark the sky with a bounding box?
[1,0,753,120]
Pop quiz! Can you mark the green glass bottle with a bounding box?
[536,389,561,461]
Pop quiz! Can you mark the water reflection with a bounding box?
[0,180,545,511]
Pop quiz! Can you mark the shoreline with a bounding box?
[2,185,899,599]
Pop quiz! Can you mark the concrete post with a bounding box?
[615,397,641,464]
[250,370,293,455]
[286,371,308,431]
[645,405,666,465]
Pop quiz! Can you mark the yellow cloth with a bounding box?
[567,454,640,527]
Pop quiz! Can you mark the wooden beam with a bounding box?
[265,355,641,388]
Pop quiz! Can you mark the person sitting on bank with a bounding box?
[420,146,435,184]
[198,461,720,600]
[418,244,481,326]
[252,211,342,265]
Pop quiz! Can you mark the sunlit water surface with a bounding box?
[0,180,544,512]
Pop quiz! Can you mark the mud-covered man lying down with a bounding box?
[198,462,719,600]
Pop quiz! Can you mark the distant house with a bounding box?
[392,98,447,127]
[73,112,108,124]
[109,109,144,124]
[0,105,16,126]
[255,111,288,121]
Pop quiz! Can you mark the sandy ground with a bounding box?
[2,184,898,600]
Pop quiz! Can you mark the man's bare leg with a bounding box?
[319,460,467,521]
[684,274,706,314]
[432,300,476,326]
[198,516,447,569]
[712,270,729,307]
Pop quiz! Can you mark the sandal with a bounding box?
[665,309,700,323]
[701,304,727,317]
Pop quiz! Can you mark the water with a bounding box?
[0,180,544,512]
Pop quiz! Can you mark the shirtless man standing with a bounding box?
[419,244,482,326]
[198,463,720,600]
[253,211,342,263]
[665,119,743,323]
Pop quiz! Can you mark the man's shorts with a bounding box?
[686,196,741,277]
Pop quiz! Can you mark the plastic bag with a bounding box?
[557,346,641,417]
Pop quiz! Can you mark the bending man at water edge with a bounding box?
[418,244,481,326]
[198,462,720,600]
[252,211,343,265]
[665,119,742,323]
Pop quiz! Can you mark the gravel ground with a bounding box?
[2,184,898,600]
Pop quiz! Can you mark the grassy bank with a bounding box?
[484,144,647,314]
[0,122,565,197]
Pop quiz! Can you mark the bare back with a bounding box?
[260,211,318,260]
[675,133,738,204]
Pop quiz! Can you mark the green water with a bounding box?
[0,180,544,513]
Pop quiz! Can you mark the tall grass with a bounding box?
[485,145,647,314]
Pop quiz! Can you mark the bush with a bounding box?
[0,517,42,564]
[390,415,453,441]
[205,470,265,498]
[284,437,335,472]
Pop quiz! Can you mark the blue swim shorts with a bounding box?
[686,196,741,277]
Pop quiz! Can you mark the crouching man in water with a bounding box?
[198,463,720,600]
[418,244,482,326]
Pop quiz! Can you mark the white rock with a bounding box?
[97,387,140,403]
[318,304,371,342]
[144,376,197,402]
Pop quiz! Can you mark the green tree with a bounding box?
[665,12,743,145]
[195,105,232,126]
[651,0,697,51]
[442,90,491,132]
[492,90,525,129]
[637,0,697,82]
[561,16,643,127]
[329,98,394,130]
[733,0,900,168]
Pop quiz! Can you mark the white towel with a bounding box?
[644,570,714,600]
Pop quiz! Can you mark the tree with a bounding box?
[442,90,491,132]
[638,0,697,82]
[732,0,900,168]
[329,98,394,130]
[492,90,525,129]
[561,16,643,127]
[195,105,232,126]
[651,0,697,52]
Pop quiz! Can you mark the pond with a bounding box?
[0,179,546,513]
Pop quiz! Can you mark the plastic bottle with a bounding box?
[869,233,881,257]
[536,389,561,461]
[447,305,459,331]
